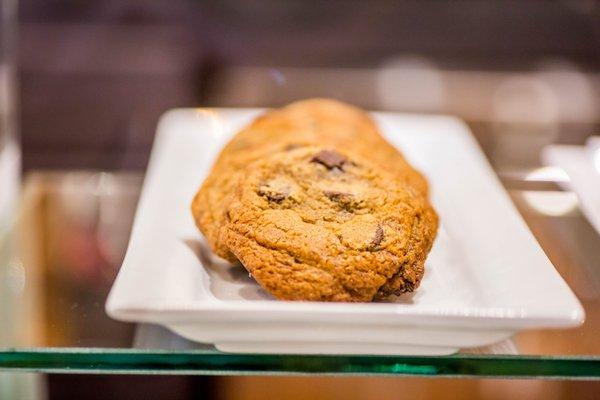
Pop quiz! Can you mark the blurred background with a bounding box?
[18,0,600,171]
[2,0,600,399]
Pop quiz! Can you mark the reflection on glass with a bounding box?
[0,0,18,232]
[11,173,140,348]
[0,0,19,351]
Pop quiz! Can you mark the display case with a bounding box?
[1,0,600,391]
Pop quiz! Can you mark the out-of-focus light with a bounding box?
[7,259,25,294]
[535,60,596,123]
[522,191,578,216]
[268,69,286,86]
[376,56,445,112]
[525,166,570,182]
[92,172,115,197]
[492,76,558,125]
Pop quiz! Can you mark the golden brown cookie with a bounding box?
[192,99,427,261]
[222,147,438,302]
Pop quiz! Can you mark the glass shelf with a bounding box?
[1,170,600,378]
[1,350,600,378]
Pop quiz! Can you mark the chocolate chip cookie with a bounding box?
[222,147,438,301]
[192,98,427,261]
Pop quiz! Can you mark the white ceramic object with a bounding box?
[106,108,584,355]
[542,137,600,235]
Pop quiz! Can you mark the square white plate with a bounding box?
[106,108,584,355]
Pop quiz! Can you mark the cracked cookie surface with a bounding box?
[191,98,428,261]
[222,147,438,302]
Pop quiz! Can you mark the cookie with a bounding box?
[192,99,427,261]
[213,98,427,192]
[222,147,438,301]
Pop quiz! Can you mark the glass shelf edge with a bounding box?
[0,349,599,379]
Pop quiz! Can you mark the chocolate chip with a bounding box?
[258,184,289,202]
[370,226,384,248]
[311,150,347,170]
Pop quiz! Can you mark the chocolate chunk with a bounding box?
[370,226,384,247]
[311,150,347,170]
[258,184,289,202]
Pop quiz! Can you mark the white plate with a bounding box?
[106,108,584,355]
